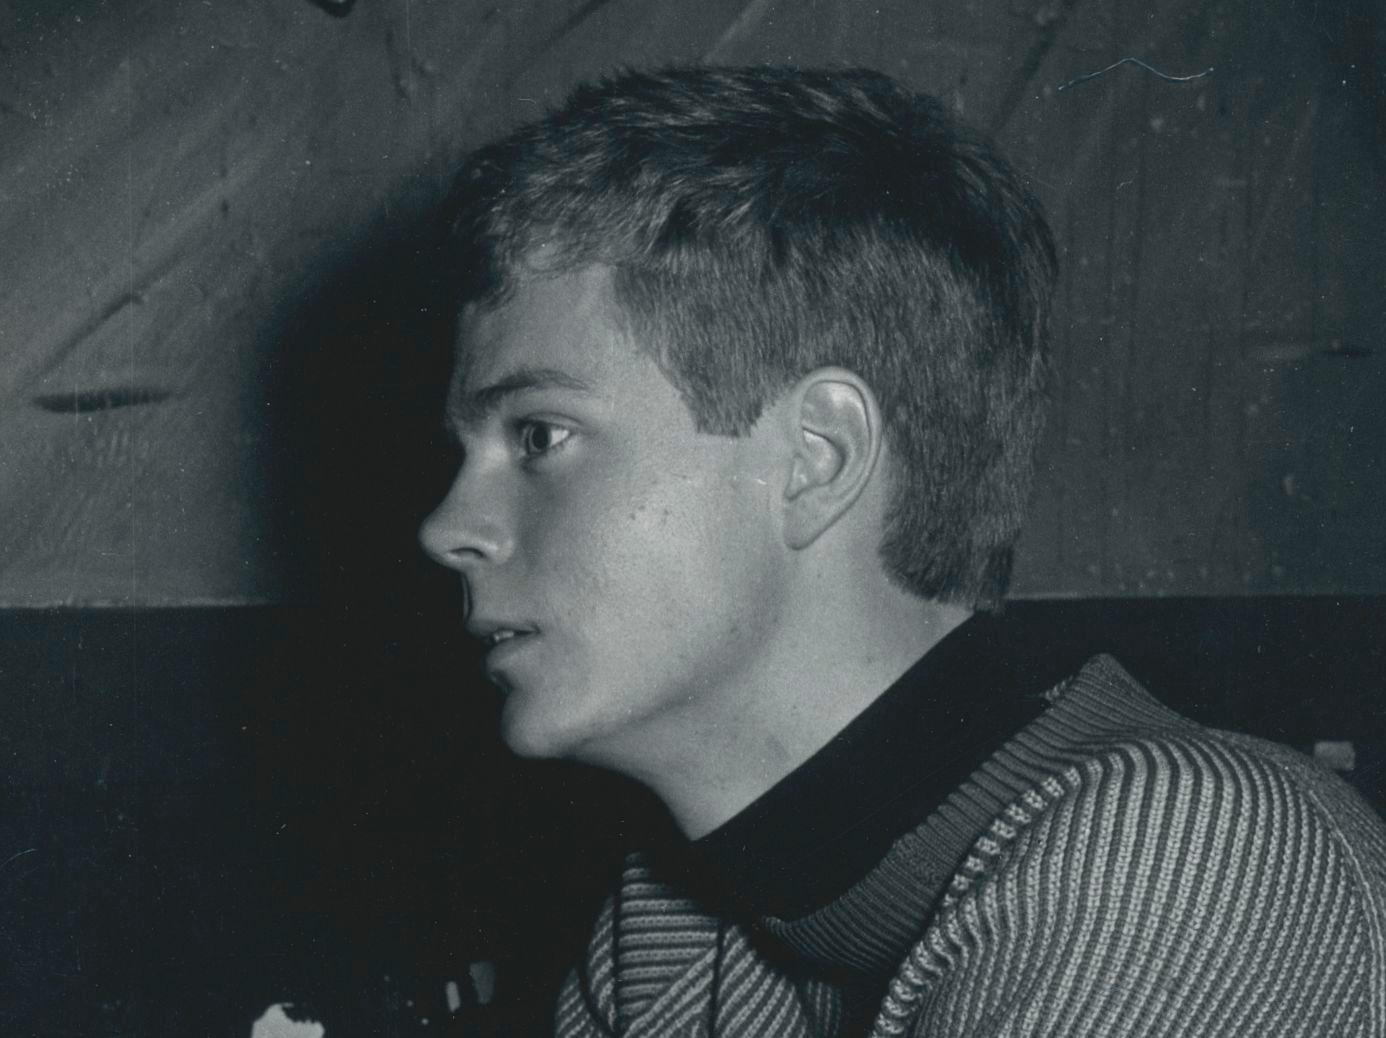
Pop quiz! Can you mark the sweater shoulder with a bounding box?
[1002,715,1386,933]
[941,723,1365,911]
[1013,654,1384,856]
[1042,659,1386,885]
[887,704,1386,1037]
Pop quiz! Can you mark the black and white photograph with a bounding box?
[3,1,1384,1035]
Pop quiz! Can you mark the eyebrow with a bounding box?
[444,365,596,434]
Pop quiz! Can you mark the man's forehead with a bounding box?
[443,268,629,430]
[451,264,616,380]
[454,264,607,357]
[450,301,512,389]
[444,322,547,433]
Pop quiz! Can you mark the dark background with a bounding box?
[2,0,1384,1034]
[3,599,1383,1035]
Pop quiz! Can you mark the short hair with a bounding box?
[441,65,1057,610]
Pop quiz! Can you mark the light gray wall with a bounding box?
[2,0,1383,604]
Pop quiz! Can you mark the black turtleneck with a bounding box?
[678,610,1075,924]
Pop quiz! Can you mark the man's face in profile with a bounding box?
[420,264,789,778]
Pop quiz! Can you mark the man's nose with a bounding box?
[418,470,513,571]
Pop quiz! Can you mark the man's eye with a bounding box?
[517,420,572,459]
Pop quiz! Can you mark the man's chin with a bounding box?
[497,693,569,760]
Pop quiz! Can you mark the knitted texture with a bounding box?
[555,656,1386,1037]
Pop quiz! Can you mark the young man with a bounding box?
[420,66,1386,1037]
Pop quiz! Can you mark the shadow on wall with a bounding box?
[264,205,461,608]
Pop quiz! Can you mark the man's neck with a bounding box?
[642,595,973,838]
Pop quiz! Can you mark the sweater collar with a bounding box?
[757,654,1187,978]
[666,612,1082,944]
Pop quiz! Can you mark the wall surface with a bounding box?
[1,0,1384,604]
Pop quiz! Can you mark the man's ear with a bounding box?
[781,367,883,550]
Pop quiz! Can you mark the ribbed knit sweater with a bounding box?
[555,655,1386,1037]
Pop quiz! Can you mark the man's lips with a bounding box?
[481,631,537,677]
[465,619,538,652]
